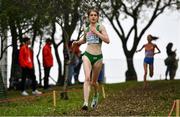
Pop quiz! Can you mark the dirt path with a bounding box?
[69,84,173,116]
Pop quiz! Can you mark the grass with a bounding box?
[0,86,83,116]
[0,80,180,116]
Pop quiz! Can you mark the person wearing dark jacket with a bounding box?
[19,37,42,96]
[165,42,178,80]
[73,45,82,84]
[42,38,53,89]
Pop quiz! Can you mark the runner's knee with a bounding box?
[84,77,90,83]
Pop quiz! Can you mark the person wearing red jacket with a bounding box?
[42,38,53,89]
[19,37,42,96]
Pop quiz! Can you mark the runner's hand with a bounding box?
[72,41,79,47]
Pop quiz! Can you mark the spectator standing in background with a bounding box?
[42,38,53,89]
[19,37,42,96]
[164,42,179,80]
[73,44,82,84]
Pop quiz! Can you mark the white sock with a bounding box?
[83,102,88,106]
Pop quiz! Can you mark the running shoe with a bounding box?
[81,105,88,111]
[91,93,99,109]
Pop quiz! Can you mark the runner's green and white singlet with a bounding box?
[85,23,102,44]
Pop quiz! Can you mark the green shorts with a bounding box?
[83,51,103,65]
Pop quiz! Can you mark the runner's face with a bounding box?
[89,11,99,24]
[147,35,152,42]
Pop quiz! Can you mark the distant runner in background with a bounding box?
[136,34,161,89]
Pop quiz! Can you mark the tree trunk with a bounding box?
[125,56,137,81]
[51,22,63,85]
[36,37,42,86]
[0,68,6,98]
[60,59,69,100]
[9,20,20,89]
[60,33,70,100]
[54,46,63,85]
[0,32,8,88]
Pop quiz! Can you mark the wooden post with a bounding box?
[53,90,56,107]
[176,100,179,117]
[101,85,106,98]
[168,100,176,117]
